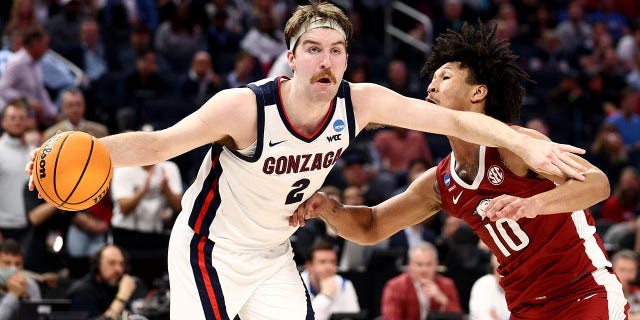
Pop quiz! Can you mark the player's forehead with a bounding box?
[298,28,346,48]
[433,62,465,76]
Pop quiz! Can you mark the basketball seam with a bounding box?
[59,136,95,207]
[51,133,73,207]
[66,137,112,205]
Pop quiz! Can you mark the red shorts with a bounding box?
[510,268,629,320]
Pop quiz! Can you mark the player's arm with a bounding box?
[349,83,586,180]
[100,88,257,167]
[485,127,610,221]
[291,168,442,245]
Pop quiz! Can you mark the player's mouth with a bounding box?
[426,96,438,104]
[310,70,336,85]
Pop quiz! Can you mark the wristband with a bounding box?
[115,293,128,304]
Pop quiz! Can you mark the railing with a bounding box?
[383,1,433,58]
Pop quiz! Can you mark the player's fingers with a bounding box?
[28,173,34,191]
[552,155,585,181]
[486,195,511,219]
[556,143,585,155]
[290,206,303,227]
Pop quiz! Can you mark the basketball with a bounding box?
[33,131,113,211]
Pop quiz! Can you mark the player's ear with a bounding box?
[287,50,296,72]
[470,84,487,103]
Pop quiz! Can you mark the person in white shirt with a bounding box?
[301,240,360,320]
[468,253,510,320]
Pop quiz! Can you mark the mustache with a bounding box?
[310,70,336,84]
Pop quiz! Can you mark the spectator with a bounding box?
[606,87,640,166]
[590,123,629,187]
[45,0,84,57]
[381,242,462,320]
[2,0,43,45]
[110,161,183,234]
[67,244,147,319]
[0,239,41,320]
[468,254,509,320]
[22,178,110,291]
[179,51,228,111]
[612,249,640,320]
[373,127,433,177]
[0,102,33,242]
[116,49,168,132]
[43,88,109,139]
[301,241,360,320]
[555,0,592,60]
[0,27,57,128]
[110,155,183,285]
[239,13,287,76]
[154,0,202,74]
[225,50,258,88]
[204,8,243,75]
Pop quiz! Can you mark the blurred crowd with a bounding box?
[1,0,640,319]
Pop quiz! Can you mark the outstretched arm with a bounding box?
[291,168,442,245]
[350,83,586,180]
[484,128,610,221]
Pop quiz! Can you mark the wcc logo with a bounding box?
[327,119,345,142]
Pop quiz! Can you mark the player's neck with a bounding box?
[449,140,480,184]
[281,79,333,135]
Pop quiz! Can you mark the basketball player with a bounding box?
[28,3,589,320]
[291,23,630,319]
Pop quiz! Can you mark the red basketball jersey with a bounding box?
[436,146,611,312]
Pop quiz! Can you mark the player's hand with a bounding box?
[484,194,541,221]
[26,130,62,193]
[520,139,586,180]
[26,147,38,191]
[289,192,334,227]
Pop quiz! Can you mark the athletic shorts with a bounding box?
[167,213,314,320]
[510,268,629,320]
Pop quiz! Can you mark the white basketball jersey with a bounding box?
[180,77,358,251]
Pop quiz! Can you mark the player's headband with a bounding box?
[289,16,347,50]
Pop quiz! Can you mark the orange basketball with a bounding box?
[33,131,113,211]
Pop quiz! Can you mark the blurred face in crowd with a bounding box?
[306,249,338,282]
[61,91,86,125]
[1,105,29,138]
[192,51,212,78]
[29,34,49,60]
[342,185,364,205]
[98,246,126,286]
[408,246,438,283]
[613,256,637,291]
[136,52,158,76]
[0,252,23,270]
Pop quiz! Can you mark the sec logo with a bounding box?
[487,165,504,185]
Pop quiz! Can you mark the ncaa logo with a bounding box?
[487,165,504,185]
[443,173,451,187]
[333,119,345,132]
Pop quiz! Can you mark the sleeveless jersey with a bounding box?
[436,146,611,312]
[180,77,358,252]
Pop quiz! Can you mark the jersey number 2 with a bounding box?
[285,179,310,204]
[484,219,530,257]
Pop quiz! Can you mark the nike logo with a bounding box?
[269,140,286,147]
[452,191,463,204]
[578,293,597,302]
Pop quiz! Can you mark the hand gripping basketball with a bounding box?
[30,131,113,211]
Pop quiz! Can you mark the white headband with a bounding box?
[289,16,347,50]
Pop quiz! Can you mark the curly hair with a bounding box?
[420,22,533,123]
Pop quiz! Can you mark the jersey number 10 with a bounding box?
[484,219,530,257]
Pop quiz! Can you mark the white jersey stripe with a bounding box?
[571,210,612,269]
